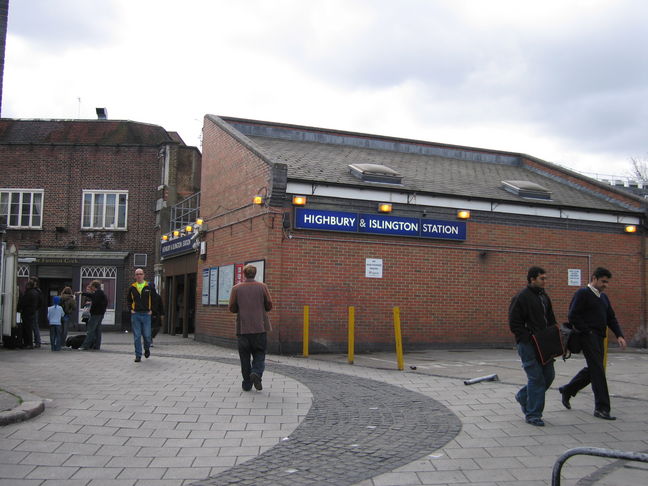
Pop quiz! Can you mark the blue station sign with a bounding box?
[161,234,196,259]
[294,208,466,241]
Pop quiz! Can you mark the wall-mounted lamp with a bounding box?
[173,230,180,237]
[195,218,204,226]
[185,225,193,233]
[253,196,264,205]
[457,210,471,219]
[161,235,169,241]
[378,203,392,213]
[292,195,307,206]
[625,225,637,233]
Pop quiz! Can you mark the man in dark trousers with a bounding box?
[229,264,273,392]
[29,276,45,348]
[17,279,40,348]
[76,280,108,350]
[509,266,557,427]
[126,268,158,362]
[559,267,626,420]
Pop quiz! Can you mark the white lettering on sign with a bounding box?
[303,214,356,227]
[422,223,459,235]
[368,219,418,232]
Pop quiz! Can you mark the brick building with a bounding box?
[196,115,646,353]
[0,118,200,332]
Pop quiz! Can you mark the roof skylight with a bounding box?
[349,163,402,184]
[502,180,552,200]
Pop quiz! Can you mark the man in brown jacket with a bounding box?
[229,264,273,391]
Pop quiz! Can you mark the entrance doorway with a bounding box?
[165,273,196,336]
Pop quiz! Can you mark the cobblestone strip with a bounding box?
[180,358,462,486]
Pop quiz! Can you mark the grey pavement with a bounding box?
[0,333,647,485]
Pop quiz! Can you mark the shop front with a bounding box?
[17,249,129,331]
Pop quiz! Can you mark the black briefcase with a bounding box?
[531,324,565,364]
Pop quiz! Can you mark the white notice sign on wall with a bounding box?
[365,258,383,278]
[568,269,581,286]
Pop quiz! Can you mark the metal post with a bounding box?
[347,306,355,364]
[169,275,176,335]
[552,447,648,486]
[182,273,189,338]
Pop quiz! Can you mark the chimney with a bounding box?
[96,107,108,119]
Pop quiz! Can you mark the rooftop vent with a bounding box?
[502,180,552,200]
[349,163,402,184]
[96,107,108,120]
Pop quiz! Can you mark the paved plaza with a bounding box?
[1,332,647,485]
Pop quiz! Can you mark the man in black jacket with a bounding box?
[76,280,108,350]
[126,268,158,362]
[558,267,626,420]
[509,266,557,426]
[17,279,40,348]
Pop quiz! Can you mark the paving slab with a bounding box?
[1,333,647,485]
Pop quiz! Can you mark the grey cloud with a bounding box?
[8,0,121,50]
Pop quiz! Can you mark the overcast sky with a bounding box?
[3,0,647,177]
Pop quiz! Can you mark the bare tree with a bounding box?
[629,155,648,182]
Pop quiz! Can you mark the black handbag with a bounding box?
[560,322,582,357]
[531,324,565,364]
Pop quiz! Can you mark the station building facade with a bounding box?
[196,115,646,353]
[0,118,200,334]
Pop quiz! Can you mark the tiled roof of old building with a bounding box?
[215,116,644,214]
[0,119,173,145]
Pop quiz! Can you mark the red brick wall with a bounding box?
[195,205,644,352]
[1,143,161,316]
[195,116,275,341]
[271,222,643,352]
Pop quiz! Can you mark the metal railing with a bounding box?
[552,447,648,485]
[170,192,200,232]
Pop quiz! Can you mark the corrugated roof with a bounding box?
[0,119,173,145]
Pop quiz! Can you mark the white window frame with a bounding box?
[80,265,117,325]
[133,253,147,267]
[0,189,44,229]
[81,190,128,230]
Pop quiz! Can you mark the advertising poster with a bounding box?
[218,264,234,305]
[201,269,209,305]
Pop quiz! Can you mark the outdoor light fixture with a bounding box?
[161,235,168,241]
[253,196,264,205]
[625,225,637,233]
[378,203,392,213]
[457,210,471,219]
[185,225,193,233]
[195,218,204,226]
[292,195,307,206]
[173,230,180,237]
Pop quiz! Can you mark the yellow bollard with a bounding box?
[303,305,309,358]
[348,306,355,364]
[393,307,404,371]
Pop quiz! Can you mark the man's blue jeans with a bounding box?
[131,312,152,358]
[237,333,267,387]
[516,340,555,419]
